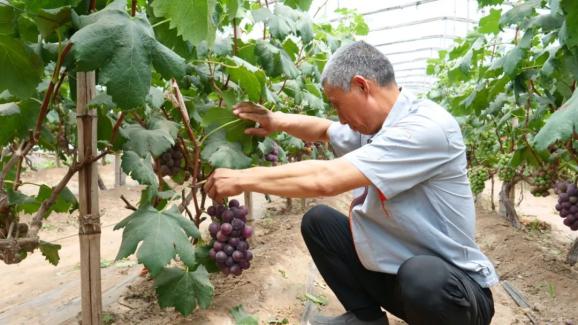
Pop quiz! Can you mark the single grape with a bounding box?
[564,217,574,226]
[242,226,253,239]
[266,153,278,162]
[232,218,245,230]
[209,222,220,236]
[555,204,562,211]
[229,199,240,208]
[159,165,170,176]
[562,201,572,209]
[570,196,578,204]
[230,264,242,276]
[245,250,253,261]
[561,209,569,218]
[560,193,570,201]
[237,240,249,252]
[213,241,224,251]
[162,152,172,161]
[222,210,234,223]
[165,159,174,167]
[209,248,217,260]
[216,205,226,217]
[225,256,235,267]
[172,150,182,159]
[217,231,229,242]
[228,237,240,247]
[207,206,217,217]
[272,146,279,155]
[231,230,242,237]
[221,223,233,235]
[570,220,578,231]
[224,244,235,256]
[238,206,249,217]
[239,260,250,270]
[215,251,227,263]
[232,250,244,262]
[571,206,578,214]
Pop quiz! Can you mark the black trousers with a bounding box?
[301,204,495,325]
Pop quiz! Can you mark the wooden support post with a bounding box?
[566,237,578,266]
[76,71,102,325]
[244,192,253,220]
[114,153,126,187]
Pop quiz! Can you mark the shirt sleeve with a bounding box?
[327,122,362,157]
[343,117,451,199]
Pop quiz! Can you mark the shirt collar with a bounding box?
[365,88,415,142]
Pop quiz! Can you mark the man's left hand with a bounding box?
[204,168,243,203]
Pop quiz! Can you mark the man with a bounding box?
[204,41,497,325]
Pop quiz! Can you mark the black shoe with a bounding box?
[307,311,388,325]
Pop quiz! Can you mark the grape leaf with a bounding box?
[503,47,524,76]
[561,0,578,48]
[35,6,72,38]
[39,241,62,266]
[500,1,539,26]
[477,0,504,7]
[229,305,259,325]
[479,8,501,34]
[36,185,79,214]
[225,57,266,102]
[154,266,214,315]
[71,0,186,110]
[201,131,252,169]
[120,118,178,158]
[6,188,40,214]
[226,0,244,19]
[121,151,158,187]
[255,41,299,78]
[25,0,81,12]
[0,3,16,35]
[115,205,200,276]
[283,0,312,11]
[534,89,578,150]
[0,36,43,98]
[152,0,217,47]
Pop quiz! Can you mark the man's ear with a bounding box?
[351,75,370,95]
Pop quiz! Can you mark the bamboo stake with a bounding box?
[76,71,102,324]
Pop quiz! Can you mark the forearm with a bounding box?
[274,112,332,142]
[237,160,334,198]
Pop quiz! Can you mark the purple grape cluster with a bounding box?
[265,145,279,163]
[555,182,578,231]
[207,199,254,276]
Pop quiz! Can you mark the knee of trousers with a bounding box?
[300,204,332,238]
[397,255,449,307]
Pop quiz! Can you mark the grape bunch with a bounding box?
[264,145,279,164]
[207,199,254,276]
[555,182,578,231]
[468,167,489,196]
[530,170,553,197]
[497,154,516,182]
[158,146,183,177]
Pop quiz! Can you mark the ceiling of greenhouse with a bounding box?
[310,0,483,94]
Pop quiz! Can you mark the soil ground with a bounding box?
[1,158,577,324]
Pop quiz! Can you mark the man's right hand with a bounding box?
[233,102,281,137]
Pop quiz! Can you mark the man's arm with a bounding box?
[233,102,332,142]
[204,158,371,202]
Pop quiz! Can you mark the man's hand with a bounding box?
[204,168,244,203]
[233,102,281,137]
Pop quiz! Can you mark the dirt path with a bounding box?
[1,163,577,324]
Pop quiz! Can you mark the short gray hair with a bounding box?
[321,41,396,91]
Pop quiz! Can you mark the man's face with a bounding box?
[323,80,380,135]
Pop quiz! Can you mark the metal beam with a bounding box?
[371,16,477,32]
[395,67,426,73]
[390,57,431,65]
[330,0,441,22]
[375,35,458,47]
[382,47,443,56]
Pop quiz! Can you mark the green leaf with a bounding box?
[35,6,72,38]
[6,188,40,214]
[226,0,243,18]
[500,1,539,26]
[254,41,299,78]
[115,205,200,276]
[503,47,524,76]
[477,0,505,7]
[0,36,43,98]
[25,0,81,12]
[283,0,312,11]
[39,241,61,266]
[120,118,178,158]
[534,89,578,150]
[0,3,16,35]
[201,131,252,169]
[71,0,186,109]
[194,245,219,273]
[561,0,578,48]
[155,266,214,315]
[121,151,158,187]
[36,185,79,215]
[152,0,217,46]
[296,14,314,43]
[225,57,265,102]
[479,9,501,34]
[229,305,259,325]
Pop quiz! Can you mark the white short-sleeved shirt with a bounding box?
[327,89,499,287]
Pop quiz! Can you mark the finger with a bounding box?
[203,173,215,193]
[244,128,269,137]
[233,103,267,115]
[236,112,265,123]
